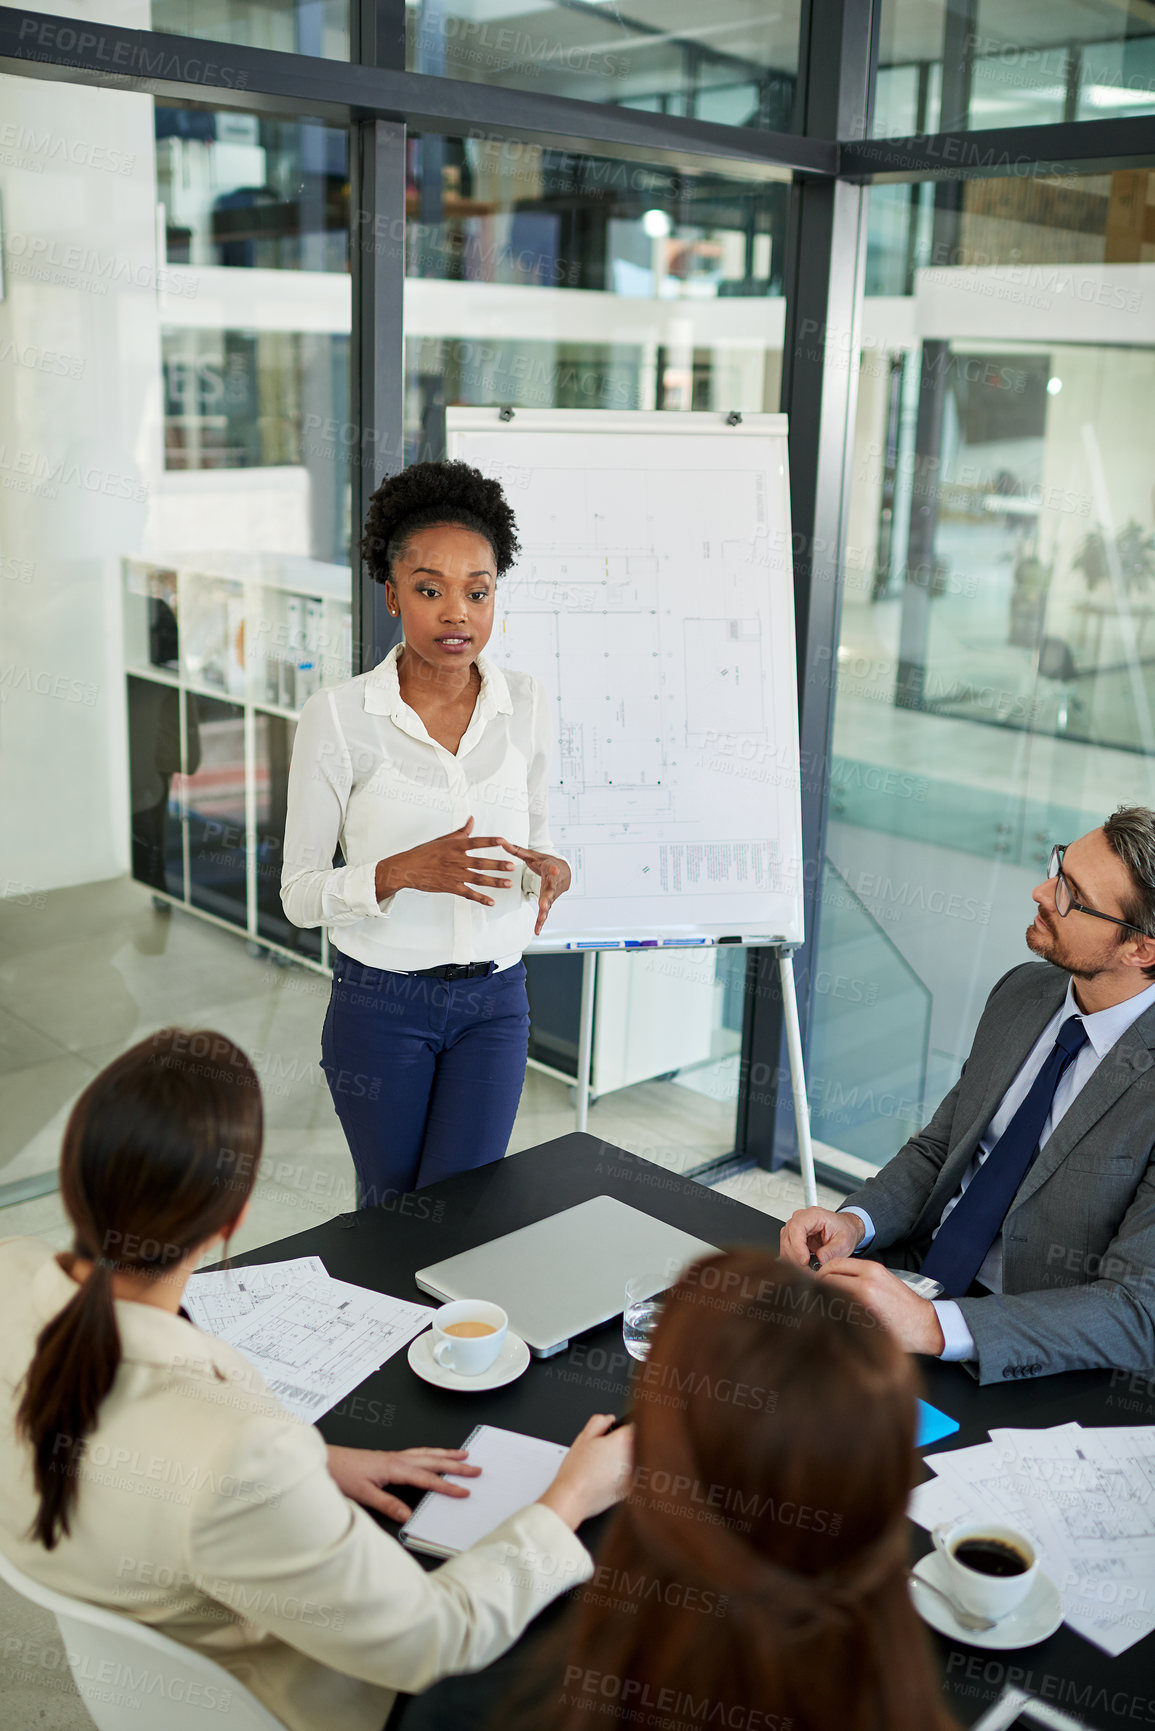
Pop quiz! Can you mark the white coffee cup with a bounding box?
[431,1300,508,1376]
[931,1520,1038,1621]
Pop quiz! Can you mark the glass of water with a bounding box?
[623,1271,668,1362]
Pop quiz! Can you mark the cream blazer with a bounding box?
[0,1240,593,1731]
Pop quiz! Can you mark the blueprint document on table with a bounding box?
[219,1277,435,1423]
[193,1271,435,1424]
[909,1423,1155,1656]
[466,426,804,943]
[994,1424,1155,1656]
[184,1256,328,1336]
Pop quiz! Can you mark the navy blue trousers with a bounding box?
[321,951,530,1203]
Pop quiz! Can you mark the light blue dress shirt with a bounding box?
[843,975,1155,1360]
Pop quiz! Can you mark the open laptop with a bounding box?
[414,1195,719,1356]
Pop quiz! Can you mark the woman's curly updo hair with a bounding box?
[360,459,521,587]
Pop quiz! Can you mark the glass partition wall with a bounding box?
[152,0,349,56]
[876,0,1155,134]
[405,0,801,124]
[808,167,1155,1178]
[404,133,788,429]
[0,76,352,1222]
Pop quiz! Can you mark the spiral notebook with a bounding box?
[400,1425,569,1559]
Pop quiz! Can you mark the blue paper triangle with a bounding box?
[917,1398,959,1448]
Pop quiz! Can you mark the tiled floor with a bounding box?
[0,1057,772,1258]
[0,877,744,1231]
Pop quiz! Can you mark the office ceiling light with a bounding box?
[642,208,671,238]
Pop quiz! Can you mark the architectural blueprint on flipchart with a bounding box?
[451,414,804,945]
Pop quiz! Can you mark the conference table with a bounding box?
[228,1132,1155,1729]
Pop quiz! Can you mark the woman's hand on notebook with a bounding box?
[537,1414,634,1531]
[326,1445,482,1522]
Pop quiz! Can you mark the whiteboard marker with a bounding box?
[659,937,709,946]
[623,939,658,948]
[566,940,621,950]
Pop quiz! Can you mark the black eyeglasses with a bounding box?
[1047,844,1147,935]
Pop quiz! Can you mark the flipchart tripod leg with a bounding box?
[779,948,816,1207]
[574,949,597,1135]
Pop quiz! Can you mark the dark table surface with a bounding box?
[228,1133,1155,1729]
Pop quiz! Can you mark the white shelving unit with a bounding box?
[123,551,352,971]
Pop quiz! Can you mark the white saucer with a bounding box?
[407,1328,531,1392]
[910,1551,1063,1650]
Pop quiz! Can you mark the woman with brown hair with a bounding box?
[542,1247,957,1731]
[0,1029,630,1731]
[397,1247,957,1731]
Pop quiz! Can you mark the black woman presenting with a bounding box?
[282,460,571,1202]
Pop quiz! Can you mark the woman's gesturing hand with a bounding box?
[326,1444,481,1522]
[375,817,515,906]
[500,839,572,935]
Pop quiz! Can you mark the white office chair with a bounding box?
[0,1542,285,1731]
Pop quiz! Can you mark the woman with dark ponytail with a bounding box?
[0,1031,631,1731]
[399,1250,958,1731]
[14,1029,266,1550]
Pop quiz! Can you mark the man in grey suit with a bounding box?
[781,809,1155,1384]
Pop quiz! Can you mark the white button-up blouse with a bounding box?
[281,646,558,972]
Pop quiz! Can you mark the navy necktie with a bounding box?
[920,1015,1089,1297]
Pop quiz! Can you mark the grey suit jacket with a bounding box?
[843,961,1155,1385]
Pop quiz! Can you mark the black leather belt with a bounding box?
[407,961,498,981]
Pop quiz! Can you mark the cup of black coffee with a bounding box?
[931,1521,1038,1620]
[954,1537,1031,1576]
